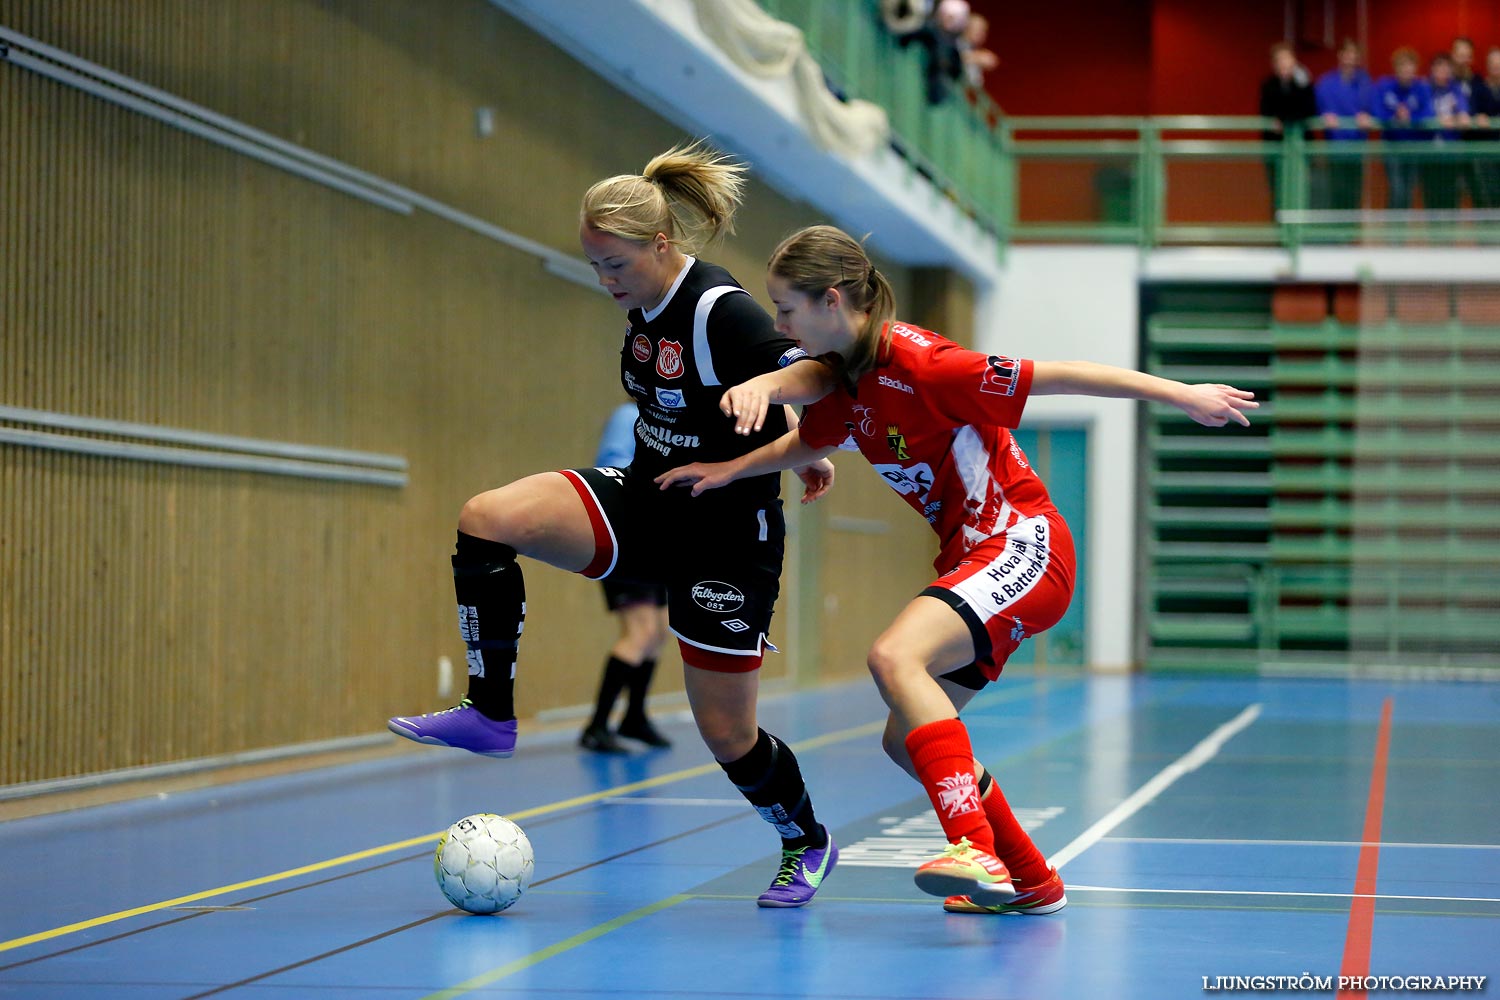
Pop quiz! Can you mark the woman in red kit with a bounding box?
[658,224,1258,914]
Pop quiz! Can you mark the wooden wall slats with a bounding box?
[0,0,948,785]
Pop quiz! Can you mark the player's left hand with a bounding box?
[1179,383,1258,427]
[791,458,835,504]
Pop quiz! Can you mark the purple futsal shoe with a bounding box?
[757,829,838,908]
[387,700,517,758]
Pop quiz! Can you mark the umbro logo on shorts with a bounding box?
[721,619,750,633]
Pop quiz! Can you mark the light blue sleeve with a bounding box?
[594,403,639,468]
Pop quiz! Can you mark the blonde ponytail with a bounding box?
[580,140,748,254]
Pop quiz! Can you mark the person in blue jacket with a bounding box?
[1314,38,1376,210]
[580,401,672,753]
[1424,53,1472,210]
[1374,47,1435,209]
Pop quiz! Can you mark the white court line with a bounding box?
[1103,836,1500,850]
[1050,704,1262,871]
[601,797,746,807]
[1068,885,1500,904]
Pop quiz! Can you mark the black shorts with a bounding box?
[561,467,785,668]
[602,579,668,612]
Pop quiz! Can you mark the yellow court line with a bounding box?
[0,715,892,955]
[0,677,1062,956]
[417,894,692,1000]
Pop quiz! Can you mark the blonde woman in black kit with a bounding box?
[388,143,843,906]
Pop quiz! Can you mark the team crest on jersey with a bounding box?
[850,404,876,437]
[886,425,910,460]
[980,355,1022,396]
[656,339,684,379]
[632,333,652,363]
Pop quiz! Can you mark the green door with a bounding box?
[1007,426,1087,666]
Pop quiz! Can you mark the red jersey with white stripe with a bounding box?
[798,322,1060,573]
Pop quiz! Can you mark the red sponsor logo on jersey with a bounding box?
[656,339,684,379]
[632,333,652,363]
[980,355,1022,396]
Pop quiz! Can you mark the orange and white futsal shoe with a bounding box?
[913,837,1017,900]
[943,866,1068,914]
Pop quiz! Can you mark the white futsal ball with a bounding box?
[434,813,534,914]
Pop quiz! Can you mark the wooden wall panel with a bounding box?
[0,0,936,785]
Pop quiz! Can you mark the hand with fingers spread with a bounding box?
[656,460,738,497]
[1176,383,1259,427]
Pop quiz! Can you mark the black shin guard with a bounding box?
[453,531,524,721]
[720,729,824,849]
[622,657,658,722]
[588,655,633,730]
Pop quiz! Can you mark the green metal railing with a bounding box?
[752,2,1500,251]
[1001,117,1500,249]
[758,0,1007,235]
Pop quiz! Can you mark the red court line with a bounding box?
[1336,697,1393,1000]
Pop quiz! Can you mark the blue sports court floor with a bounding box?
[1,670,1495,998]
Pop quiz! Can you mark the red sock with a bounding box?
[904,719,996,855]
[978,770,1051,885]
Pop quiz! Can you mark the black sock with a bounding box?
[588,656,633,730]
[720,729,825,850]
[452,530,524,721]
[622,657,657,722]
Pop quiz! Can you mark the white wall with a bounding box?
[980,247,1142,671]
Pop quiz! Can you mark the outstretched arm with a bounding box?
[1030,360,1258,427]
[721,359,838,436]
[656,428,837,498]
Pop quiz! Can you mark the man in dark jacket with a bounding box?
[1260,41,1318,213]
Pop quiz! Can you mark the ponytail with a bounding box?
[580,140,747,254]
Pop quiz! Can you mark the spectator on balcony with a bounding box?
[896,0,970,105]
[1469,47,1500,208]
[1314,38,1376,210]
[1451,37,1477,100]
[959,13,1000,93]
[1452,37,1481,207]
[1374,47,1435,209]
[1423,53,1471,210]
[1259,42,1318,210]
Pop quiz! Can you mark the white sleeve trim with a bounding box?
[693,285,750,387]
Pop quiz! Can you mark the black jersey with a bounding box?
[619,257,810,507]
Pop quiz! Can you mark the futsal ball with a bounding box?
[434,813,534,914]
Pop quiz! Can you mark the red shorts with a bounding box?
[922,514,1075,684]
